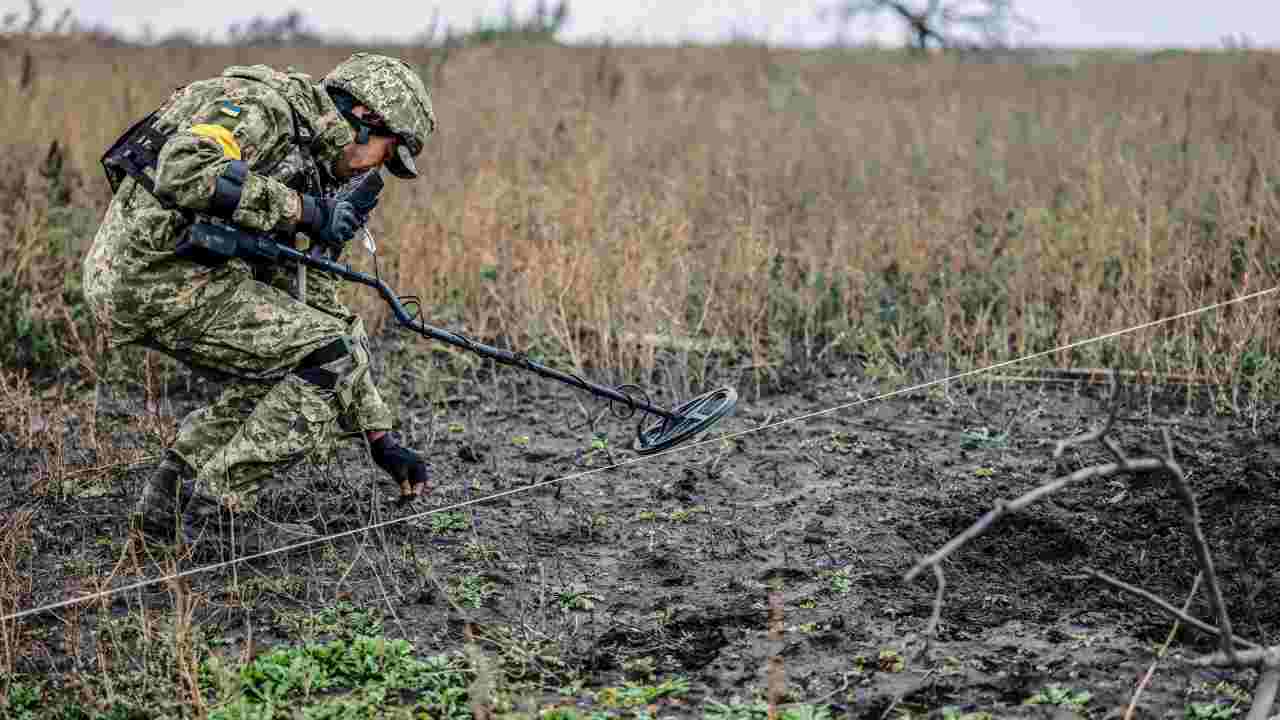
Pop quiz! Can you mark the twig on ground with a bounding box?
[1082,568,1257,650]
[1053,376,1124,458]
[1124,573,1202,720]
[923,565,945,650]
[904,452,1168,583]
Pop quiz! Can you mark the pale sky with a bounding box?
[9,1,1278,48]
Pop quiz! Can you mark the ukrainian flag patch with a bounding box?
[218,101,242,118]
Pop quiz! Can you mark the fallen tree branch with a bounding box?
[1157,427,1236,660]
[1191,647,1280,668]
[904,454,1167,583]
[1082,568,1257,650]
[903,371,1275,715]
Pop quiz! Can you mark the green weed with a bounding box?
[205,635,469,719]
[1185,703,1238,720]
[704,699,832,720]
[273,602,384,641]
[827,567,853,596]
[555,586,602,612]
[941,708,992,720]
[1025,685,1091,710]
[450,574,496,608]
[595,676,690,708]
[431,511,471,534]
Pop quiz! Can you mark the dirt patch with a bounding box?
[4,355,1279,717]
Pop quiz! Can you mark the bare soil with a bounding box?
[5,341,1279,718]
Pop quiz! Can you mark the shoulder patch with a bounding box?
[218,101,243,118]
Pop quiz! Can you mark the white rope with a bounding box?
[3,284,1276,623]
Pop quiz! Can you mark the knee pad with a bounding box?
[293,335,369,410]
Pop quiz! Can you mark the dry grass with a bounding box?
[1,38,1278,396]
[0,509,33,679]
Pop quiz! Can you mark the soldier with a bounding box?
[84,53,436,552]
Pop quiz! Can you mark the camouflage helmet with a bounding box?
[323,53,435,179]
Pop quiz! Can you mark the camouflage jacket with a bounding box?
[83,64,358,346]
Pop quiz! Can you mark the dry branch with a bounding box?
[904,372,1275,716]
[1082,568,1257,650]
[1192,647,1280,669]
[1156,426,1236,659]
[1124,574,1203,720]
[903,454,1167,583]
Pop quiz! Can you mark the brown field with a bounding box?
[3,39,1279,389]
[1,34,1280,720]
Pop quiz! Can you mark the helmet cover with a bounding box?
[323,53,435,179]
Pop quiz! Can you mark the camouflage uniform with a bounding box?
[84,56,430,513]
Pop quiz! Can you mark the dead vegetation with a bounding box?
[0,36,1278,394]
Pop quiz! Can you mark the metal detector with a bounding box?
[275,243,738,455]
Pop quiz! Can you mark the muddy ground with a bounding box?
[4,339,1280,718]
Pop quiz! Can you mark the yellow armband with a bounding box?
[189,124,242,160]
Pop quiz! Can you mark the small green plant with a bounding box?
[704,699,832,720]
[450,574,496,608]
[431,511,471,534]
[206,636,468,719]
[1025,685,1091,710]
[820,431,856,454]
[576,432,613,466]
[4,681,41,718]
[556,586,602,612]
[595,676,690,708]
[1186,702,1238,720]
[1210,681,1251,704]
[273,601,384,640]
[960,426,1008,449]
[448,421,466,433]
[237,574,305,603]
[464,541,499,562]
[621,656,656,680]
[677,506,706,522]
[511,434,531,447]
[828,567,853,595]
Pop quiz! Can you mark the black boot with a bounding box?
[132,452,197,546]
[133,454,318,554]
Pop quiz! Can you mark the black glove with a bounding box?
[346,171,384,227]
[300,194,359,248]
[370,434,430,504]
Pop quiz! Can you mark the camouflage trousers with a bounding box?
[138,270,394,511]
